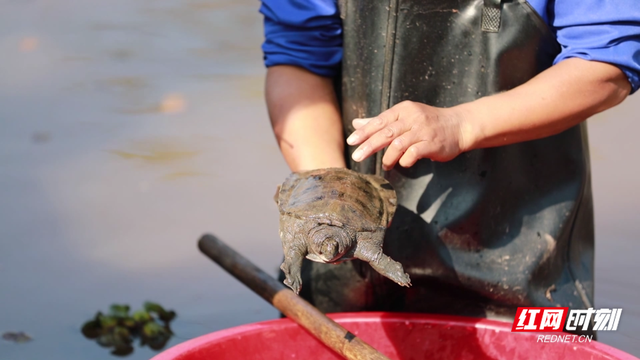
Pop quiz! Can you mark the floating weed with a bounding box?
[82,302,176,356]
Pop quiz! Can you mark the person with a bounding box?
[259,0,640,326]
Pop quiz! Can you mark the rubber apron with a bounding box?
[295,0,595,322]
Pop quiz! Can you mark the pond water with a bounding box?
[0,0,638,358]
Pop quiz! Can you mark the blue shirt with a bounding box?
[260,0,640,93]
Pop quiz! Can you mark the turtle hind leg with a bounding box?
[354,235,411,287]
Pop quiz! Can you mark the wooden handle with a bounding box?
[198,234,390,360]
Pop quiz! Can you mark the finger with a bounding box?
[398,141,437,168]
[381,131,418,170]
[352,120,412,162]
[352,118,370,129]
[346,108,399,146]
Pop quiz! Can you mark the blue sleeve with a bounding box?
[259,0,342,77]
[549,0,640,94]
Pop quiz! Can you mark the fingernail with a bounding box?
[352,148,364,161]
[353,118,371,125]
[346,133,359,145]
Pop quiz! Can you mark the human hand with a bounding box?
[346,101,469,170]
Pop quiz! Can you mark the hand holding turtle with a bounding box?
[347,101,469,169]
[274,168,411,294]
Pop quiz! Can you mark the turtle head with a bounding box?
[319,238,339,261]
[306,224,354,263]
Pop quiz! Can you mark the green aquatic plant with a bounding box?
[82,302,176,356]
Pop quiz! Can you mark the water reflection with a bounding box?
[0,0,637,359]
[1,1,285,359]
[2,332,33,344]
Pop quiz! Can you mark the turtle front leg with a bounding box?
[280,254,304,294]
[354,236,411,287]
[279,226,307,294]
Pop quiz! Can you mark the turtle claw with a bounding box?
[283,275,302,294]
[280,262,302,294]
[379,260,412,287]
[393,269,412,288]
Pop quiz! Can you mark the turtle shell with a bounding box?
[277,168,394,231]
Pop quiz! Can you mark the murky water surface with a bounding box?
[0,0,638,358]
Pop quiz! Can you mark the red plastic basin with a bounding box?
[153,312,638,360]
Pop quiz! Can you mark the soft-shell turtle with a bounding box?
[274,167,411,294]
